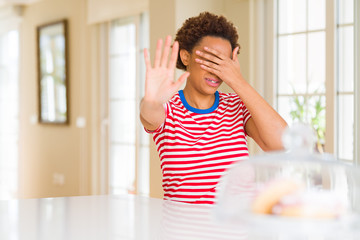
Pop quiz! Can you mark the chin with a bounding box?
[201,86,220,96]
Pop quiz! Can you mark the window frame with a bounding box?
[265,0,359,164]
[355,0,360,165]
[97,12,150,196]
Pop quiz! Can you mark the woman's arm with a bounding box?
[230,80,287,151]
[140,36,190,131]
[194,46,287,151]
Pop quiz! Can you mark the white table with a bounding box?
[0,194,246,240]
[0,194,358,240]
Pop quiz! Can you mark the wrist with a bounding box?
[229,75,249,92]
[141,95,164,108]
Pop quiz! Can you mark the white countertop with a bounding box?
[0,194,358,240]
[0,194,246,240]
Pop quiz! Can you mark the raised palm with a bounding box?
[144,36,189,104]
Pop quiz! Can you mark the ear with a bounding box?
[232,46,239,62]
[179,49,190,67]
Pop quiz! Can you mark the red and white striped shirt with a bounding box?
[147,90,251,204]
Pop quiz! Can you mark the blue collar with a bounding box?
[178,90,219,114]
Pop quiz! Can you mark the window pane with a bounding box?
[277,96,296,125]
[338,0,354,24]
[140,124,149,146]
[109,54,136,100]
[0,30,19,200]
[137,146,149,196]
[308,0,325,30]
[108,14,149,197]
[278,0,306,34]
[278,34,306,94]
[139,50,146,98]
[0,135,18,199]
[308,32,326,94]
[110,22,136,55]
[139,12,149,99]
[278,95,326,150]
[110,144,136,194]
[337,95,354,161]
[338,26,354,92]
[110,100,136,144]
[308,95,326,149]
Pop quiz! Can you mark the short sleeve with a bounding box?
[242,103,252,126]
[240,101,252,136]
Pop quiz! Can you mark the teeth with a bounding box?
[207,79,217,84]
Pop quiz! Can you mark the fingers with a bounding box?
[195,50,222,65]
[168,41,179,70]
[151,36,177,69]
[199,64,220,76]
[174,72,190,88]
[160,36,172,67]
[195,58,221,71]
[154,38,163,68]
[203,47,225,60]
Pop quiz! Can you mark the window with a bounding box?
[276,0,326,153]
[107,13,149,196]
[336,0,354,161]
[0,29,19,199]
[275,0,358,162]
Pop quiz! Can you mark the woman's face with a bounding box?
[183,36,232,96]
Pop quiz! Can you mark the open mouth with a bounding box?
[207,79,218,83]
[205,77,221,87]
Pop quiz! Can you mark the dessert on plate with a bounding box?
[251,178,346,219]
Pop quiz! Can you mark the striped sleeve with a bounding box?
[242,102,251,126]
[240,98,252,136]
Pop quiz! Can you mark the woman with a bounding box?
[140,12,287,204]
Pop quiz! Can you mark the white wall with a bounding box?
[87,0,148,24]
[19,0,92,198]
[11,0,260,199]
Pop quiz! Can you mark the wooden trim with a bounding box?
[324,0,336,154]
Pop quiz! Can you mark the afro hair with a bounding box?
[175,12,240,70]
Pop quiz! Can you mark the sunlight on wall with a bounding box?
[0,30,19,199]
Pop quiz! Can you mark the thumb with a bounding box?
[174,72,190,88]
